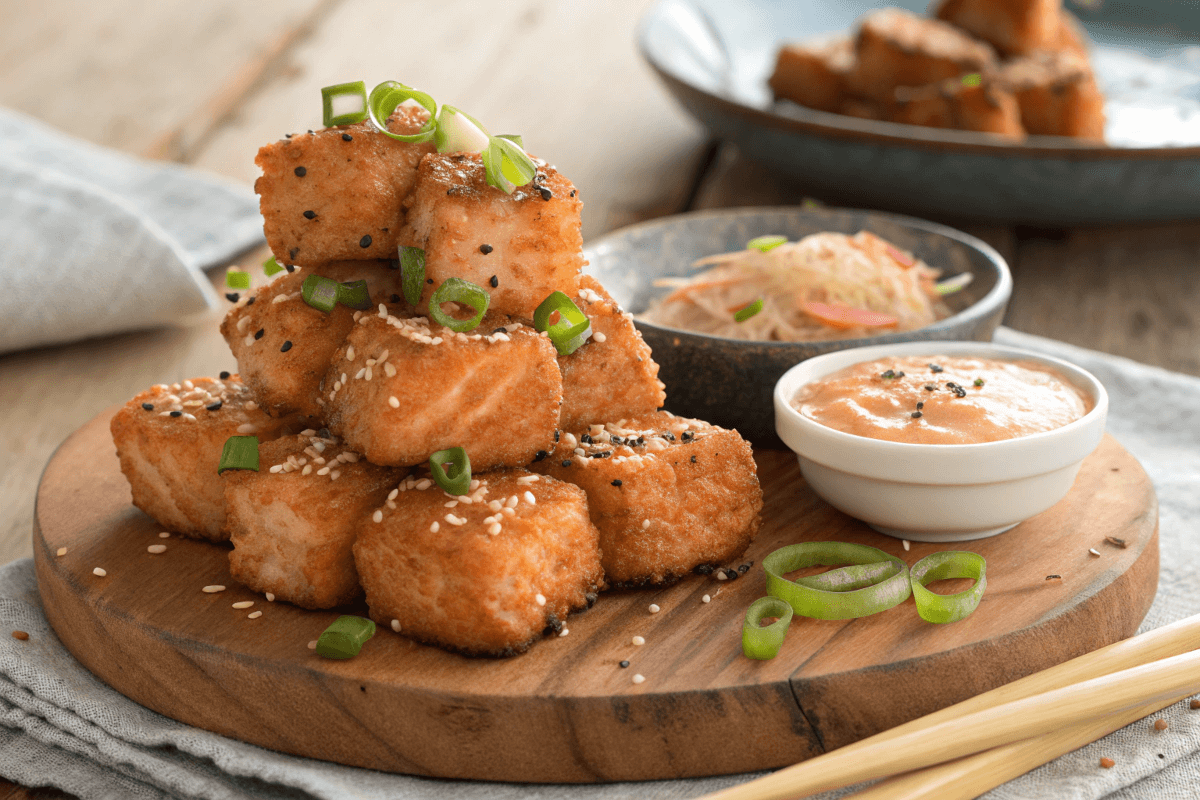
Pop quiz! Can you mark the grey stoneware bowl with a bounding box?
[582,206,1012,447]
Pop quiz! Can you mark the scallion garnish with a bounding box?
[218,436,259,475]
[429,447,471,496]
[262,256,284,277]
[763,542,911,620]
[534,291,592,356]
[747,235,787,253]
[301,274,340,313]
[936,272,974,295]
[742,596,794,660]
[400,246,425,306]
[961,72,983,87]
[496,134,523,148]
[433,106,492,154]
[226,270,251,290]
[315,615,376,659]
[481,136,537,194]
[336,279,372,311]
[910,551,987,624]
[429,278,489,332]
[734,298,763,323]
[366,81,437,143]
[321,81,368,127]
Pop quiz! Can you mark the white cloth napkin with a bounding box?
[3,327,1200,800]
[0,107,264,354]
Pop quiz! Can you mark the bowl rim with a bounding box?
[582,204,1013,351]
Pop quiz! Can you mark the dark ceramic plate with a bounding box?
[638,0,1200,224]
[583,206,1011,446]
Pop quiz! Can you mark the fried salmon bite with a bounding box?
[224,433,403,609]
[110,376,305,542]
[220,261,403,419]
[322,308,561,470]
[530,411,762,586]
[354,469,604,656]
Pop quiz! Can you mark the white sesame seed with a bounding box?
[384,362,397,377]
[487,523,501,535]
[158,532,170,539]
[248,611,262,619]
[506,496,519,508]
[903,539,911,551]
[559,628,570,637]
[517,475,540,485]
[716,571,728,581]
[244,400,258,411]
[92,567,106,577]
[301,428,316,436]
[202,585,226,593]
[346,345,355,361]
[594,331,607,343]
[373,510,384,523]
[632,674,645,684]
[524,491,537,505]
[391,619,401,632]
[301,465,312,475]
[416,479,432,490]
[445,514,466,526]
[702,594,711,603]
[502,507,515,517]
[232,601,255,609]
[147,544,167,554]
[488,500,503,512]
[641,519,651,530]
[444,500,458,508]
[269,464,283,473]
[388,489,399,501]
[266,593,275,602]
[329,470,341,481]
[649,604,660,614]
[632,635,645,646]
[1089,548,1101,557]
[430,521,440,533]
[308,640,318,650]
[237,423,257,434]
[387,396,400,408]
[317,467,331,476]
[56,547,67,557]
[536,594,547,606]
[355,368,366,380]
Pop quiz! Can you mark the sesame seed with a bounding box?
[158,532,170,538]
[308,640,318,650]
[632,635,645,646]
[303,210,316,220]
[232,601,254,609]
[342,133,353,141]
[202,585,226,593]
[220,371,231,379]
[391,619,401,632]
[266,593,275,601]
[594,332,607,343]
[141,402,154,411]
[716,571,728,581]
[536,594,547,606]
[56,547,67,557]
[388,396,400,408]
[146,544,166,554]
[373,510,384,523]
[702,594,711,603]
[902,539,911,551]
[280,340,293,352]
[430,521,440,533]
[480,244,493,254]
[255,328,264,340]
[360,235,373,248]
[294,166,306,177]
[487,523,501,535]
[524,491,537,505]
[559,628,570,637]
[1089,548,1101,557]
[248,611,262,619]
[641,519,650,530]
[632,674,645,684]
[92,567,106,577]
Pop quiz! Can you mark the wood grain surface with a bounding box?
[33,409,1157,782]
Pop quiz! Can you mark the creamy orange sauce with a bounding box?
[792,355,1093,444]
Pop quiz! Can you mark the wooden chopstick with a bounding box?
[702,612,1200,800]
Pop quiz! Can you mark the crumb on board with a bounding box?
[92,567,106,577]
[1191,699,1200,710]
[1046,574,1062,581]
[11,631,28,641]
[1154,719,1168,731]
[202,585,226,593]
[56,548,67,557]
[1099,757,1115,769]
[1105,536,1128,549]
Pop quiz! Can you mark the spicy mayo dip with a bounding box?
[791,355,1093,445]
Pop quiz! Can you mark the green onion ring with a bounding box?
[496,133,524,148]
[764,542,911,620]
[429,447,471,496]
[734,298,763,323]
[534,291,592,356]
[399,246,425,306]
[742,596,794,660]
[433,105,492,153]
[747,235,787,252]
[218,436,259,474]
[316,615,376,659]
[336,279,372,311]
[429,277,489,332]
[225,270,251,290]
[366,81,437,143]
[481,136,537,194]
[262,256,284,277]
[910,551,987,624]
[301,274,339,313]
[321,81,368,127]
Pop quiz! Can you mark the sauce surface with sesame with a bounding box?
[792,355,1092,444]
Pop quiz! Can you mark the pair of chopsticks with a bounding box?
[703,612,1200,800]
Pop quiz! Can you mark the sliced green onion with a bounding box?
[764,542,911,620]
[336,279,372,311]
[534,291,592,356]
[742,596,794,660]
[496,134,523,148]
[399,246,425,306]
[734,298,763,323]
[961,72,983,87]
[301,274,339,313]
[218,436,259,475]
[434,105,491,153]
[429,277,489,332]
[747,235,787,253]
[910,551,987,624]
[262,256,284,277]
[481,136,537,194]
[429,447,471,496]
[321,81,368,127]
[936,272,974,295]
[366,81,437,143]
[226,270,251,290]
[316,615,376,659]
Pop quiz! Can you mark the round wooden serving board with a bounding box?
[34,409,1158,783]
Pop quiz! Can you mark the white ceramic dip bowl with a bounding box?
[774,341,1109,542]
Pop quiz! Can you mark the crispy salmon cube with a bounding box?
[354,469,604,656]
[530,412,762,586]
[849,8,997,101]
[890,77,1025,138]
[933,0,1060,56]
[558,276,665,431]
[255,105,436,266]
[769,37,856,113]
[224,433,402,609]
[398,152,583,318]
[1001,51,1105,140]
[839,97,886,120]
[110,376,304,542]
[220,261,403,419]
[323,308,561,470]
[1055,11,1091,60]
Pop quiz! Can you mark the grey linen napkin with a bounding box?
[2,327,1199,800]
[0,107,264,354]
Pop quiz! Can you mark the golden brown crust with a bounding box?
[769,37,856,113]
[530,411,762,586]
[254,106,435,266]
[933,0,1061,57]
[1000,51,1105,140]
[354,469,604,656]
[224,434,402,609]
[889,77,1026,138]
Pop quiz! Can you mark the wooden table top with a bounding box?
[1,1,1197,796]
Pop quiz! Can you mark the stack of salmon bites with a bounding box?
[110,90,763,657]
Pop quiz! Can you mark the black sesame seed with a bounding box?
[553,430,560,442]
[141,403,154,411]
[390,294,401,304]
[388,258,400,270]
[881,369,896,379]
[288,249,298,262]
[581,433,593,444]
[690,455,697,463]
[294,166,306,177]
[611,436,624,445]
[925,384,937,391]
[724,569,739,581]
[561,459,572,468]
[219,371,231,380]
[619,660,630,668]
[611,479,623,487]
[285,133,293,139]
[489,275,499,288]
[169,410,182,418]
[492,327,507,334]
[206,401,223,411]
[738,564,750,574]
[225,292,239,302]
[585,592,598,607]
[570,190,576,198]
[359,235,372,248]
[342,133,353,141]
[681,431,695,442]
[695,564,714,575]
[280,340,293,352]
[537,187,553,201]
[911,411,923,418]
[916,402,924,410]
[533,450,548,462]
[929,363,944,373]
[246,296,255,306]
[316,428,331,439]
[480,244,493,254]
[426,278,434,284]
[254,328,264,340]
[303,210,316,220]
